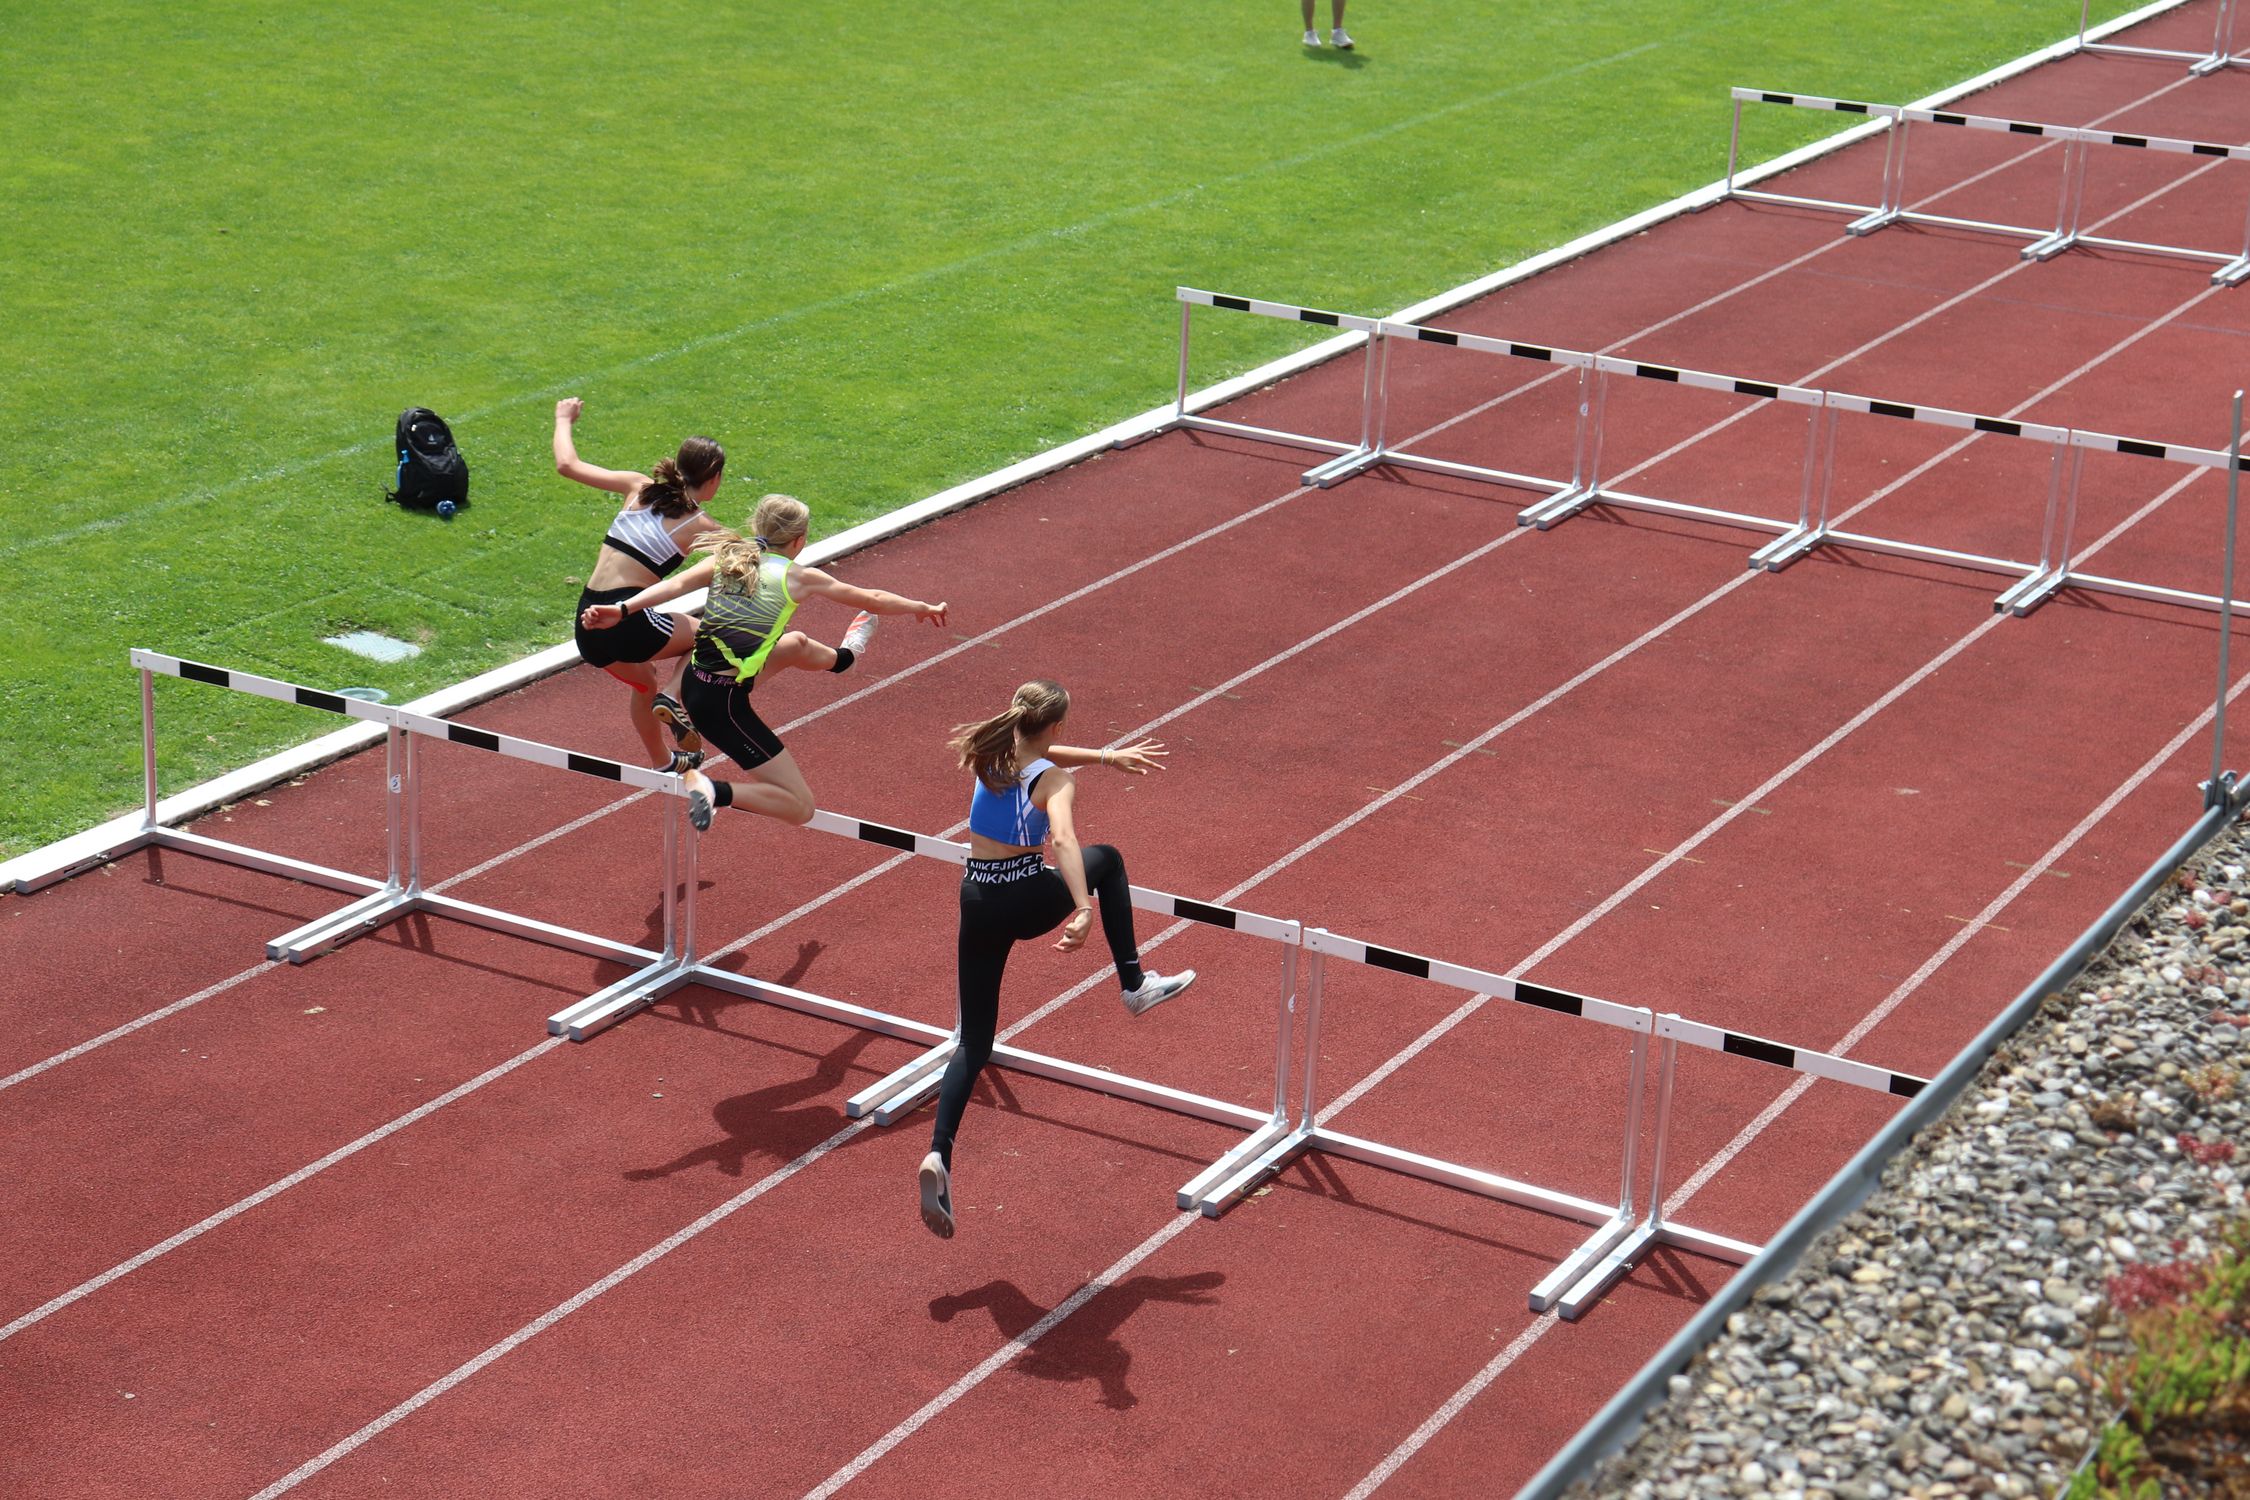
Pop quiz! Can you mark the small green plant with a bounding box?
[2069,1219,2250,1498]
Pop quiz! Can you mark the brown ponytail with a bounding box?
[951,680,1070,793]
[641,436,726,519]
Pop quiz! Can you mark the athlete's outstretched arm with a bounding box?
[578,557,716,630]
[1047,740,1168,775]
[553,398,649,495]
[790,565,947,626]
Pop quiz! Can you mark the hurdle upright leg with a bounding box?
[548,798,700,1039]
[1846,116,1909,236]
[1188,940,1325,1216]
[1531,1021,1652,1312]
[1557,1031,1681,1320]
[1303,330,1390,488]
[1518,365,1610,529]
[2023,139,2089,262]
[266,725,427,963]
[2192,0,2243,74]
[1750,394,1840,573]
[1996,439,2085,616]
[1179,932,1306,1211]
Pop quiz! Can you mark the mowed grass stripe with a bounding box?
[0,0,2149,853]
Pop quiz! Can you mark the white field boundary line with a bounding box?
[0,0,2184,897]
[0,149,1985,1088]
[227,254,2222,1498]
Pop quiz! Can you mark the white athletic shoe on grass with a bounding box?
[918,1152,955,1239]
[1332,27,1354,49]
[1122,968,1196,1017]
[840,611,879,659]
[1303,28,1320,45]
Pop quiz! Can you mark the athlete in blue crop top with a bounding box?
[916,679,1191,1240]
[553,398,723,773]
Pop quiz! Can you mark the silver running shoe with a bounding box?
[839,611,879,659]
[1121,969,1197,1017]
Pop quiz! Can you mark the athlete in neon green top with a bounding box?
[581,493,947,828]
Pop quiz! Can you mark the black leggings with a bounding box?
[929,844,1145,1169]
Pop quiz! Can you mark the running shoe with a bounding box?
[684,769,716,832]
[664,748,706,775]
[1332,26,1354,48]
[1303,28,1320,45]
[919,1152,956,1240]
[839,611,879,659]
[650,691,703,754]
[1121,969,1197,1017]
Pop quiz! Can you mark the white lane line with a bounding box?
[9,35,1686,566]
[31,58,2216,1491]
[0,1039,561,1343]
[0,960,280,1095]
[1332,311,2240,1498]
[245,1110,880,1500]
[801,1212,1204,1500]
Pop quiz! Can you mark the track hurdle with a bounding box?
[698,805,1934,1321]
[2076,0,2249,73]
[1168,289,1387,485]
[1726,88,2250,285]
[1167,288,2250,621]
[118,650,696,1021]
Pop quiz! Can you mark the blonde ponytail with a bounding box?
[694,493,811,585]
[951,680,1070,793]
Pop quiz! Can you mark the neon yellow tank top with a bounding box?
[692,550,797,680]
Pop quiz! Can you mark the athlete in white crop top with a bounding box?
[554,397,724,772]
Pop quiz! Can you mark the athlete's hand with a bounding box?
[1105,739,1167,775]
[580,603,622,629]
[556,397,583,423]
[1055,906,1094,952]
[918,601,949,628]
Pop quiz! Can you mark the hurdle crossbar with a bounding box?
[1727,87,2250,284]
[1172,289,2250,620]
[2077,0,2249,73]
[121,650,694,1017]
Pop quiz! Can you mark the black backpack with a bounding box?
[386,407,469,510]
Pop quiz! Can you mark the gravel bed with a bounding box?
[1567,821,2250,1500]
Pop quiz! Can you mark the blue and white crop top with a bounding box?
[603,503,695,578]
[966,758,1058,847]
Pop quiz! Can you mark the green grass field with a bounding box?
[0,0,2150,855]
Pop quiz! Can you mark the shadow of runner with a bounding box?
[929,1270,1226,1409]
[623,1022,876,1181]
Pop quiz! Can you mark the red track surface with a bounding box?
[9,12,2250,1495]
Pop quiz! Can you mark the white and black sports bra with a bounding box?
[602,502,700,578]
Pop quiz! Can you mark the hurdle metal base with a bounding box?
[1302,446,1384,488]
[1845,206,1900,237]
[1519,484,1601,530]
[1531,1209,1639,1312]
[268,886,419,963]
[1749,523,1827,572]
[1555,1221,1666,1321]
[2217,255,2250,288]
[847,1038,958,1119]
[1994,566,2069,617]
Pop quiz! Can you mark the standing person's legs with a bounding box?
[1301,0,1319,42]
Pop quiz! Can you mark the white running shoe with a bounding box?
[840,611,879,659]
[684,769,716,832]
[1122,969,1197,1017]
[1303,28,1320,45]
[1332,27,1354,49]
[918,1152,955,1239]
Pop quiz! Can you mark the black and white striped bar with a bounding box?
[1175,286,1381,334]
[1729,87,1898,119]
[132,650,398,729]
[803,808,1301,944]
[1901,105,2250,161]
[1300,928,1929,1098]
[390,706,683,793]
[135,648,687,795]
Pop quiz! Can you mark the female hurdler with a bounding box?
[580,493,947,828]
[554,397,720,772]
[918,679,1191,1239]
